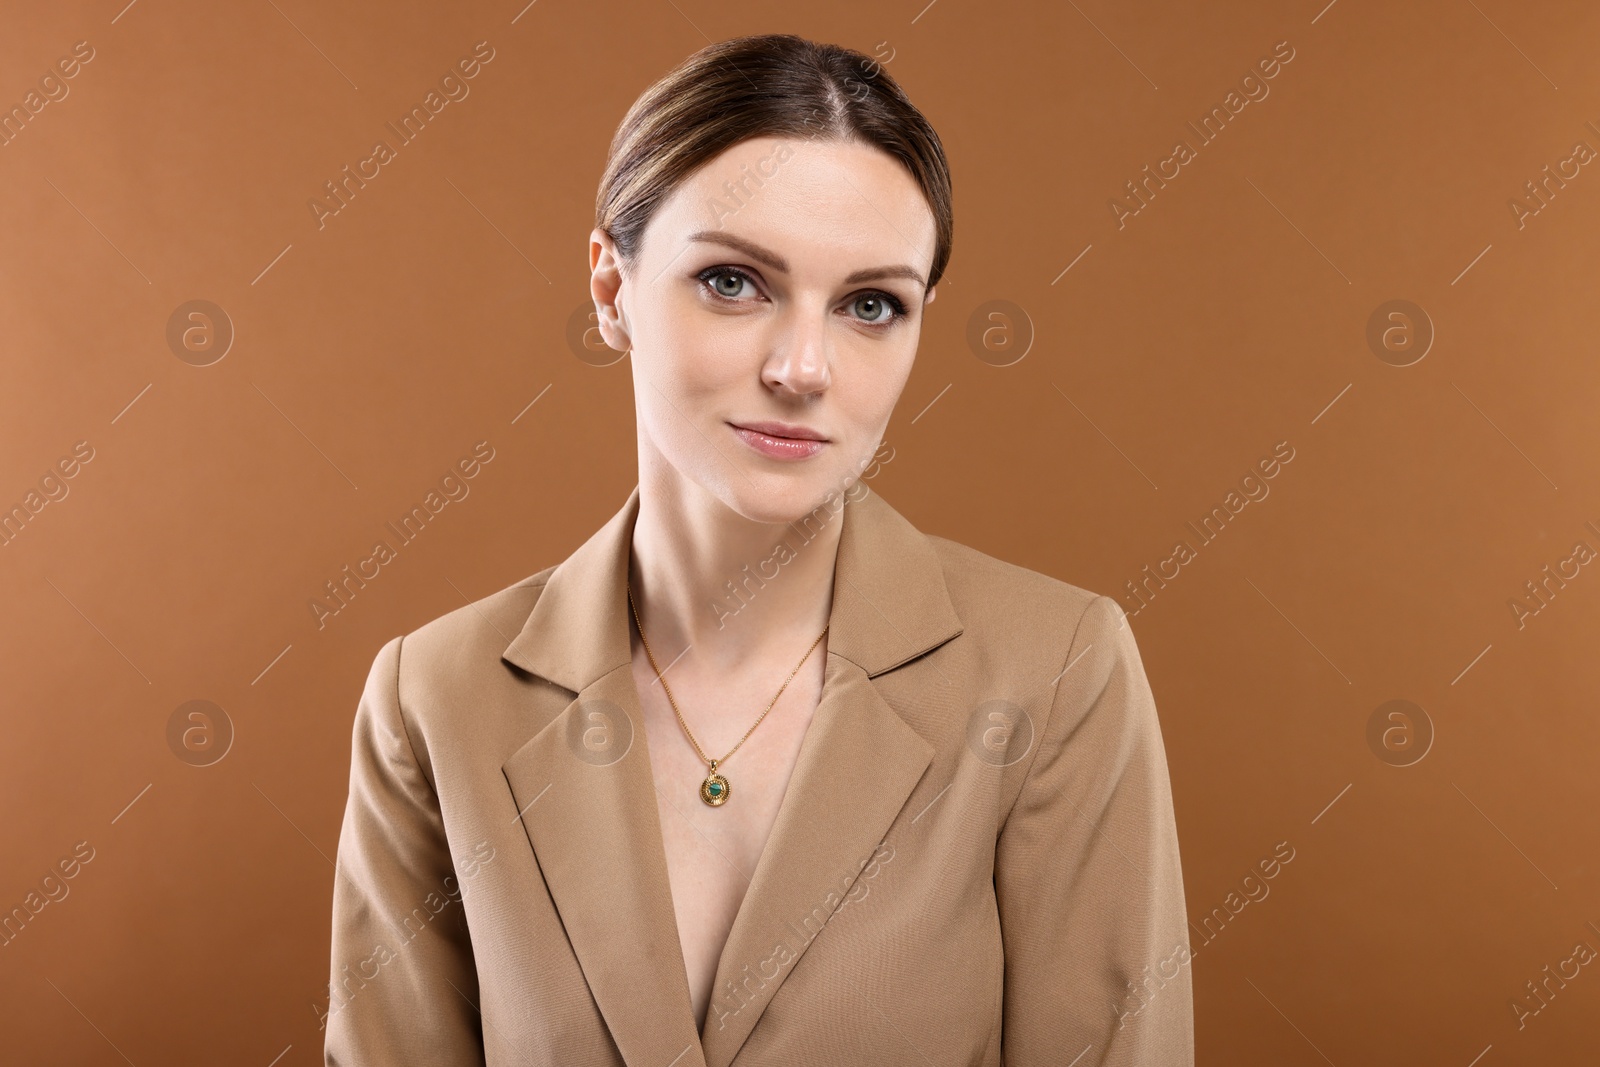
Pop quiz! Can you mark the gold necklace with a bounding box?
[627,584,827,807]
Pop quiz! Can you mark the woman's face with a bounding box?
[590,134,939,525]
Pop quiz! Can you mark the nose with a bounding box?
[760,300,832,398]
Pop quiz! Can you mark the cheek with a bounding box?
[646,330,738,404]
[842,342,916,424]
[640,287,745,378]
[631,312,738,447]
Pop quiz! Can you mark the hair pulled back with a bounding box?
[595,33,953,289]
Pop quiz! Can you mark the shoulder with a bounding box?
[919,537,1158,798]
[383,565,557,698]
[922,531,1123,652]
[913,530,1144,734]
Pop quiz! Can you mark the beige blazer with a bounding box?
[325,482,1193,1066]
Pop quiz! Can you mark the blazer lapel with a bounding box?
[501,482,964,1067]
[697,654,934,1065]
[501,485,703,1067]
[502,664,705,1067]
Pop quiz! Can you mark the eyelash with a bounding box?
[695,266,909,329]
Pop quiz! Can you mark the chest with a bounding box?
[630,648,826,1030]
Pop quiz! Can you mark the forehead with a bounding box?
[644,135,937,280]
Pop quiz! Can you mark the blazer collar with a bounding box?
[500,482,963,1067]
[502,481,964,685]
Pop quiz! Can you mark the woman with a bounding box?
[326,32,1193,1067]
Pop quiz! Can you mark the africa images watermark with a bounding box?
[1504,518,1600,631]
[706,440,896,630]
[315,838,497,1030]
[1,840,98,949]
[308,440,496,629]
[0,439,96,549]
[692,40,895,235]
[706,837,896,1033]
[1114,839,1297,1031]
[1506,118,1600,231]
[306,41,496,230]
[1117,440,1296,618]
[0,39,96,149]
[1109,39,1297,230]
[1507,919,1600,1031]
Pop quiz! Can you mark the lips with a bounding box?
[729,421,829,461]
[729,420,828,441]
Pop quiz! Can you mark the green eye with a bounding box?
[705,269,752,298]
[698,266,758,300]
[853,293,904,324]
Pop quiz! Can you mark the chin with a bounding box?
[717,470,852,528]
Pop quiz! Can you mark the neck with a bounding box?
[628,465,842,677]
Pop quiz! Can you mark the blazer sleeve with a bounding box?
[994,595,1194,1066]
[325,634,486,1066]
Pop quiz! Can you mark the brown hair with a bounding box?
[595,33,954,290]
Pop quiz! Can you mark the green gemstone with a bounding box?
[708,781,723,796]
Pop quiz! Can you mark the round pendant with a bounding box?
[700,770,731,806]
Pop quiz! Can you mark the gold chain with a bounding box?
[627,584,828,771]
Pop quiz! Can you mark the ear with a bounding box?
[588,227,631,353]
[923,284,937,307]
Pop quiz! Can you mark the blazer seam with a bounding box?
[997,593,1104,834]
[391,632,443,803]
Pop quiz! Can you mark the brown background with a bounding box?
[3,0,1598,1063]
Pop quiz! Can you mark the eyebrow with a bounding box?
[685,230,927,290]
